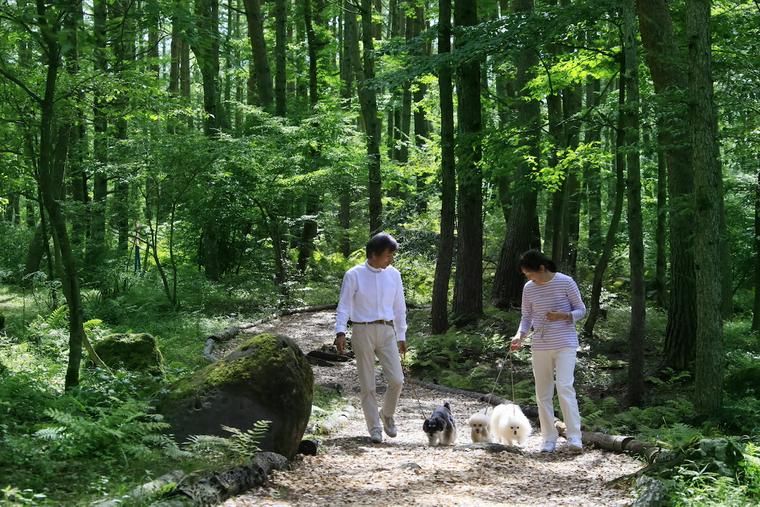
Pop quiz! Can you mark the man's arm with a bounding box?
[392,269,407,342]
[335,270,354,353]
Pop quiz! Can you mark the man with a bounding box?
[335,232,407,443]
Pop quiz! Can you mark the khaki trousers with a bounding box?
[532,347,582,442]
[352,323,404,432]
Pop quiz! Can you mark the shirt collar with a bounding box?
[365,260,383,273]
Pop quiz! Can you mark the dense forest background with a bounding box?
[1,0,759,504]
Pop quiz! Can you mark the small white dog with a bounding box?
[467,411,491,443]
[489,403,532,446]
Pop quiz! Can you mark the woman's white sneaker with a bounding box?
[540,440,556,453]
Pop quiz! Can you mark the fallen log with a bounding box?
[92,470,186,507]
[307,350,350,362]
[168,452,288,505]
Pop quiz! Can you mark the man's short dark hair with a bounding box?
[366,232,398,258]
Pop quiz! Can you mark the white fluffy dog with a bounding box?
[467,411,491,443]
[489,403,532,446]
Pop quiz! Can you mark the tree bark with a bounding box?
[347,0,383,235]
[35,0,86,390]
[452,0,483,324]
[687,0,723,415]
[413,5,430,212]
[304,0,319,110]
[274,0,287,116]
[754,167,760,331]
[244,0,274,112]
[622,0,646,406]
[192,0,222,135]
[89,0,108,267]
[637,0,697,371]
[491,0,541,310]
[431,0,455,334]
[585,77,603,259]
[583,58,627,338]
[655,130,668,308]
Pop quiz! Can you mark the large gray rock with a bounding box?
[93,333,164,374]
[161,333,313,459]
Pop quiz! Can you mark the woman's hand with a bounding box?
[546,311,571,322]
[510,333,523,351]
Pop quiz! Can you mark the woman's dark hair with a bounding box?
[518,249,557,273]
[366,232,398,258]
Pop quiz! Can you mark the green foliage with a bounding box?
[184,420,271,466]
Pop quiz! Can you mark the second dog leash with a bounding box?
[403,362,429,421]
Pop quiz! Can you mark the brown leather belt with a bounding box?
[352,319,394,326]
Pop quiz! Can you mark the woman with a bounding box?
[511,250,586,453]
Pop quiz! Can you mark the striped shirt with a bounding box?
[518,272,586,350]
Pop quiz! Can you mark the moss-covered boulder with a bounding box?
[160,333,314,459]
[93,333,164,374]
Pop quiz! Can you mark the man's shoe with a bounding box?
[370,428,383,444]
[540,440,556,453]
[567,437,583,453]
[380,410,397,438]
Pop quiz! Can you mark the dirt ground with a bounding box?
[219,311,642,507]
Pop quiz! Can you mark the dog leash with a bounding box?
[403,362,429,421]
[485,337,519,413]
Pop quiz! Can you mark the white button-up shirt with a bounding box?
[335,261,408,341]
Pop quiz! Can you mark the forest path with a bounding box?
[220,310,641,507]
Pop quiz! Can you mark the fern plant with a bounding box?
[185,420,271,465]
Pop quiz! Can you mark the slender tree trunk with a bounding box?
[113,0,135,257]
[413,5,430,212]
[545,91,563,259]
[491,0,541,310]
[655,130,668,308]
[35,0,85,390]
[622,0,645,406]
[89,0,108,267]
[585,77,603,259]
[583,57,627,338]
[753,168,760,331]
[688,0,723,415]
[637,0,697,371]
[347,0,382,235]
[560,82,582,276]
[192,0,222,135]
[274,0,287,116]
[431,0,455,334]
[452,0,483,324]
[243,0,274,111]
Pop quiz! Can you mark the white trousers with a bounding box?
[531,347,582,442]
[352,323,404,432]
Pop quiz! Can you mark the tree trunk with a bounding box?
[89,0,108,267]
[687,0,723,415]
[637,0,697,371]
[491,0,541,310]
[545,90,563,260]
[413,5,430,212]
[244,0,274,112]
[347,0,382,235]
[112,0,135,257]
[192,0,222,135]
[35,0,85,390]
[622,0,645,406]
[452,0,483,325]
[304,0,319,109]
[560,82,582,277]
[754,167,760,331]
[583,57,627,338]
[274,0,287,116]
[655,130,668,308]
[585,77,603,260]
[431,0,455,335]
